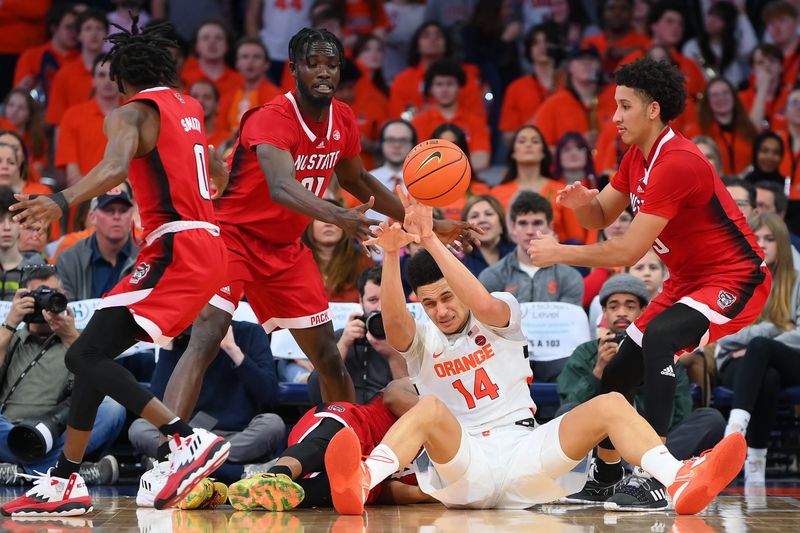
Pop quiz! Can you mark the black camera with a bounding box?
[22,286,68,324]
[8,402,70,461]
[359,311,385,340]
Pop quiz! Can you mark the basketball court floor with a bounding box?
[1,485,799,532]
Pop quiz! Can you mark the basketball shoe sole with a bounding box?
[153,438,230,510]
[325,427,369,515]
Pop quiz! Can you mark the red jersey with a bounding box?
[127,88,218,239]
[215,92,361,243]
[611,128,764,284]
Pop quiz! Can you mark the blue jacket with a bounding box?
[150,321,278,431]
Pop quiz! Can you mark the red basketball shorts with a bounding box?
[627,265,771,357]
[209,223,330,332]
[98,227,227,346]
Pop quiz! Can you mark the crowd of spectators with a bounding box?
[2,0,800,486]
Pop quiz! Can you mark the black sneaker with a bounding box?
[79,455,119,485]
[561,458,622,504]
[604,467,669,511]
[0,463,22,485]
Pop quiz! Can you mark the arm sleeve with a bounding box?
[241,106,299,153]
[232,323,279,409]
[556,341,602,405]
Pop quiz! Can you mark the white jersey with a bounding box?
[402,292,536,434]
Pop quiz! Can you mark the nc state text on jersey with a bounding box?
[294,151,341,171]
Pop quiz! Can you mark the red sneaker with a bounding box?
[153,428,230,510]
[325,427,370,515]
[667,433,746,515]
[1,470,92,517]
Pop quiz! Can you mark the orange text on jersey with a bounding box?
[434,343,495,378]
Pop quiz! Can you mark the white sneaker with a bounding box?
[1,469,92,517]
[744,456,766,486]
[136,460,171,507]
[153,428,230,510]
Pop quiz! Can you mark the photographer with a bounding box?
[0,266,126,485]
[308,267,409,404]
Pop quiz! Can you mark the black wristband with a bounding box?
[51,192,69,216]
[1,323,16,333]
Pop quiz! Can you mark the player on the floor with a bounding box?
[527,57,771,510]
[137,26,478,503]
[324,189,747,516]
[227,378,433,511]
[1,19,231,517]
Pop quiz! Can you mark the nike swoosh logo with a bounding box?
[417,151,442,173]
[432,352,443,358]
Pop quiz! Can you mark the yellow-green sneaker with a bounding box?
[177,478,214,510]
[228,473,305,511]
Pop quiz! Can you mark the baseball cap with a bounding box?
[90,190,133,211]
[598,274,650,307]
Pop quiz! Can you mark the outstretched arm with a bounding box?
[12,102,153,226]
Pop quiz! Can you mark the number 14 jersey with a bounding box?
[402,292,536,434]
[215,91,361,243]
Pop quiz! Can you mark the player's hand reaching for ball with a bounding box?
[363,221,420,253]
[398,187,434,239]
[527,231,561,267]
[10,193,63,228]
[337,196,381,243]
[556,182,600,210]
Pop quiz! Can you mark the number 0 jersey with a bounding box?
[126,88,217,240]
[214,91,361,243]
[402,292,536,434]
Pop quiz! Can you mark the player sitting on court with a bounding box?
[223,378,433,511]
[324,188,747,516]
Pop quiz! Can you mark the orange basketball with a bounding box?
[402,139,471,207]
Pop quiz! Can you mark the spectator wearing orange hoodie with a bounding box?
[698,77,757,175]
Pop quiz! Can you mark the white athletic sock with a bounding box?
[640,445,684,487]
[725,409,751,437]
[364,444,400,490]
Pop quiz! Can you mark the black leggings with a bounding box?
[281,417,344,508]
[600,303,710,442]
[66,307,154,431]
[721,337,800,449]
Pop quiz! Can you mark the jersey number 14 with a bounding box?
[452,368,500,409]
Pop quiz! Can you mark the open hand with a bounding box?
[337,196,381,244]
[556,182,599,210]
[10,194,62,228]
[363,221,419,253]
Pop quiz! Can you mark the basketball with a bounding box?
[402,139,471,207]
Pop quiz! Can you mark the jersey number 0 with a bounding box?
[193,144,212,200]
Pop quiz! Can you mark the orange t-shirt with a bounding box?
[350,86,389,170]
[581,31,650,74]
[412,107,491,155]
[344,1,389,36]
[739,84,789,132]
[389,63,485,120]
[56,98,110,175]
[181,57,244,104]
[45,57,93,126]
[700,121,754,175]
[532,88,615,147]
[488,178,591,243]
[217,78,282,134]
[619,48,705,102]
[0,0,49,55]
[13,42,77,93]
[779,130,800,200]
[499,74,558,133]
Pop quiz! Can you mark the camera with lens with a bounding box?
[8,401,70,461]
[22,286,68,324]
[359,311,385,340]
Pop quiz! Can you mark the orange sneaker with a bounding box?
[324,427,370,515]
[667,433,746,515]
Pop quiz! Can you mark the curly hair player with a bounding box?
[324,188,747,516]
[527,57,771,510]
[2,18,232,517]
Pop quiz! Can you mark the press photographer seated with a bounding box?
[0,265,126,485]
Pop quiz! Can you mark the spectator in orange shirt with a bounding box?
[189,79,231,149]
[2,88,47,176]
[581,0,649,75]
[353,33,389,101]
[389,21,485,121]
[698,77,757,175]
[181,19,242,105]
[490,124,585,243]
[763,0,800,88]
[533,47,606,148]
[56,55,122,186]
[218,37,281,136]
[499,22,562,145]
[0,0,50,100]
[13,4,79,105]
[412,59,491,172]
[741,44,789,133]
[46,9,109,127]
[552,131,599,244]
